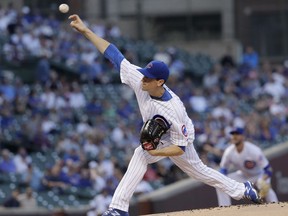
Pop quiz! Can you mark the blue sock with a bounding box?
[115,209,128,216]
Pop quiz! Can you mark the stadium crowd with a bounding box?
[0,3,288,212]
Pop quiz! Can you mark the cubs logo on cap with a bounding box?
[146,63,153,68]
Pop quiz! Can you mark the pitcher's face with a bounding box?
[141,77,163,91]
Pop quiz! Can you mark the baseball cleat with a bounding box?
[102,208,129,216]
[244,181,262,204]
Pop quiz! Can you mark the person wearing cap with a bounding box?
[216,127,278,206]
[69,14,262,216]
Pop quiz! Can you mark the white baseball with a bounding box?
[59,4,69,13]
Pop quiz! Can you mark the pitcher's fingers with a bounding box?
[68,14,78,20]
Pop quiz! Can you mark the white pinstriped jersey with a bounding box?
[110,57,249,212]
[220,141,269,177]
[119,58,195,147]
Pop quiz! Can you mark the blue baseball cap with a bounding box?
[137,60,170,82]
[230,127,244,135]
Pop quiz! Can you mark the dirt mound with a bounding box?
[143,202,288,216]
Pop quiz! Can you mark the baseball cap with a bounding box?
[229,127,244,135]
[137,60,170,81]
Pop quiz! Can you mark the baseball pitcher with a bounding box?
[69,14,262,216]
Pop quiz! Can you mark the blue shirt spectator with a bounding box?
[0,149,16,173]
[242,46,259,69]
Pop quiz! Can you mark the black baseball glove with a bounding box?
[140,116,169,150]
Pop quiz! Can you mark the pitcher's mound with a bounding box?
[143,202,288,216]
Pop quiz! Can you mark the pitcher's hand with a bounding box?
[69,14,88,33]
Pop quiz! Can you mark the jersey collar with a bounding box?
[150,89,172,101]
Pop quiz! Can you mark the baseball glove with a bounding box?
[140,116,169,151]
[256,178,271,198]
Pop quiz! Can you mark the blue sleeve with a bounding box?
[179,146,186,152]
[263,164,272,177]
[103,44,125,72]
[219,168,228,175]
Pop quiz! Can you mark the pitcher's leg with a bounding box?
[110,146,164,211]
[216,171,247,206]
[170,146,245,200]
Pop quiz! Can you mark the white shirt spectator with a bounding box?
[68,84,86,108]
[40,88,56,109]
[83,137,99,157]
[87,191,112,216]
[263,77,285,102]
[13,148,32,174]
[269,101,286,116]
[189,95,208,113]
[41,118,57,133]
[211,103,233,121]
[135,180,153,194]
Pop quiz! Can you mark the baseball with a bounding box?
[59,4,69,13]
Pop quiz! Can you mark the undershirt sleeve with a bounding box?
[103,44,125,72]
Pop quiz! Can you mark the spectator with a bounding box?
[0,75,15,102]
[20,163,43,191]
[68,82,86,108]
[263,73,285,102]
[18,187,37,208]
[13,147,31,174]
[0,149,16,173]
[242,45,259,69]
[35,55,50,84]
[3,189,20,208]
[77,168,93,188]
[41,161,68,193]
[87,188,112,216]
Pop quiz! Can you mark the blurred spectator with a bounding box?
[60,159,81,186]
[18,187,37,208]
[211,100,233,122]
[68,82,86,108]
[87,188,112,216]
[13,147,31,174]
[105,21,121,38]
[41,161,68,193]
[83,133,99,158]
[85,97,103,116]
[56,133,81,155]
[263,73,285,102]
[32,126,52,152]
[0,75,16,102]
[203,64,221,89]
[2,189,20,208]
[40,85,56,110]
[0,149,16,173]
[189,88,208,113]
[258,117,277,142]
[220,52,235,69]
[20,163,43,191]
[35,55,51,84]
[77,168,93,188]
[167,47,185,80]
[242,45,259,69]
[62,148,82,166]
[89,161,106,193]
[134,180,153,196]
